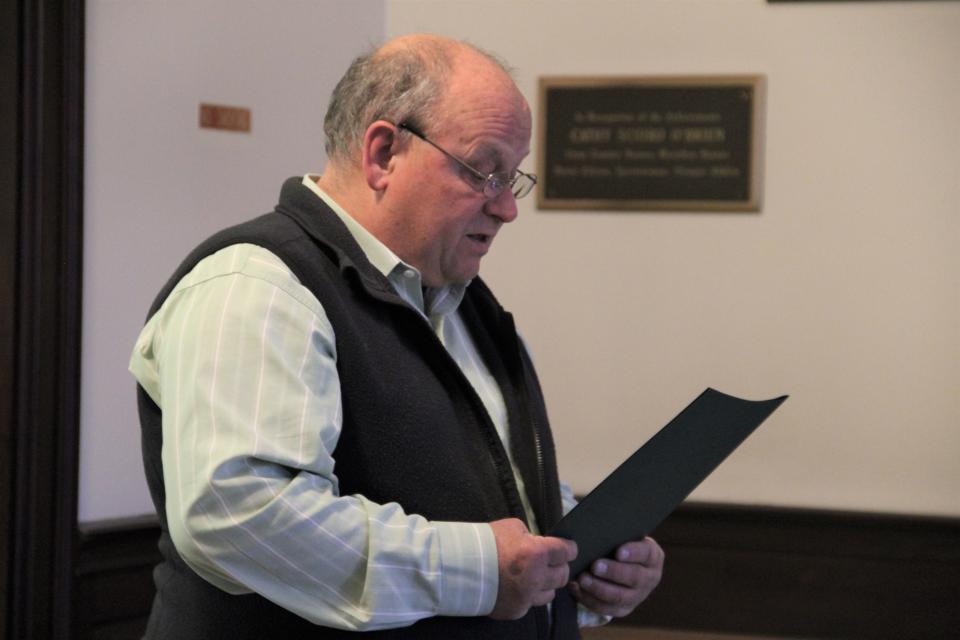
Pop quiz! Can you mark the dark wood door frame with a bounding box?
[1,1,86,638]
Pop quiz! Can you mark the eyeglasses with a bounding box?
[397,122,537,200]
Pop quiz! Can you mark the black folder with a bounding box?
[550,388,788,577]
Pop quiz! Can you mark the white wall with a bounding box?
[388,0,960,516]
[80,0,385,522]
[81,0,959,523]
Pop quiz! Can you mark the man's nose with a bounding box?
[484,188,519,223]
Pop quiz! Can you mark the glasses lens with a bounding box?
[482,173,537,199]
[512,174,536,199]
[482,175,506,199]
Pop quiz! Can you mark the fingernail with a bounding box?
[618,548,630,561]
[595,560,607,575]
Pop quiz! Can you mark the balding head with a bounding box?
[323,34,516,166]
[317,34,533,287]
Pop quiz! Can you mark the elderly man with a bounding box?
[131,34,663,639]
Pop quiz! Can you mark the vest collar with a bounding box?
[274,176,401,305]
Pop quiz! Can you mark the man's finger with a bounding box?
[546,561,570,590]
[579,572,630,604]
[616,537,664,567]
[541,536,578,566]
[589,558,641,588]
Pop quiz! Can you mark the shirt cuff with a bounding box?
[577,604,613,627]
[433,521,499,618]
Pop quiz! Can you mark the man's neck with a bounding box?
[314,170,383,237]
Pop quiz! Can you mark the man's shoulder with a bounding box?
[174,242,289,285]
[169,243,324,317]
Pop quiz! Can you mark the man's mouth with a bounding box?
[467,233,492,246]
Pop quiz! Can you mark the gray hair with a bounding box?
[323,37,512,164]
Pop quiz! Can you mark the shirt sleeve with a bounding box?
[130,244,498,630]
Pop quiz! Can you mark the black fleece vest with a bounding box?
[138,177,581,639]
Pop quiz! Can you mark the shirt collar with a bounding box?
[301,174,468,321]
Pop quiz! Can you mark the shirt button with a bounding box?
[403,269,416,279]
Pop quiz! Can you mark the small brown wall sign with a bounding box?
[199,103,252,133]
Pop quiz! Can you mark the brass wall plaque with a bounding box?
[199,103,251,133]
[538,76,765,211]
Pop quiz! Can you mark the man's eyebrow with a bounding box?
[468,145,508,171]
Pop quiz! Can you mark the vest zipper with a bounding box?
[413,309,531,522]
[367,287,543,527]
[521,372,549,533]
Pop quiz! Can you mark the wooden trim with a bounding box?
[621,502,960,638]
[0,0,19,635]
[2,1,86,638]
[76,518,162,637]
[74,504,960,639]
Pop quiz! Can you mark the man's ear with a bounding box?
[361,121,402,191]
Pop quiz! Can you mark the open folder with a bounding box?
[550,388,788,577]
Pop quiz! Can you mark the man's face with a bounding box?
[382,55,533,287]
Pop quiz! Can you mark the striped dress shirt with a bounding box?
[129,175,591,630]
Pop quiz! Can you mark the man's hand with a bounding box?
[570,537,664,618]
[489,518,578,620]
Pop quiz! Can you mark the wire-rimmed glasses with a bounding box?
[397,122,537,200]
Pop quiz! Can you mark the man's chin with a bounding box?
[431,277,477,289]
[428,268,479,289]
